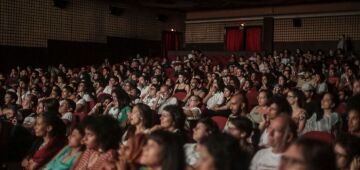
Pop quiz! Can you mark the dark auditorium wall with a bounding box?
[0,0,185,71]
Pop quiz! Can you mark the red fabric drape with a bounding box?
[162,31,181,57]
[245,27,262,51]
[225,27,244,51]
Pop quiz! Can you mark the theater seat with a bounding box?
[302,131,334,145]
[211,116,228,130]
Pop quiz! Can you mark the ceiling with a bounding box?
[114,0,355,11]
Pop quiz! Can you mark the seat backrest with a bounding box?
[211,116,228,130]
[302,131,334,145]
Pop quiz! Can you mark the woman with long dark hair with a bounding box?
[21,112,67,170]
[139,130,185,170]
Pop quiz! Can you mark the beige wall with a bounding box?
[185,2,360,44]
[0,0,185,47]
[274,15,360,42]
[186,20,263,43]
[185,15,360,44]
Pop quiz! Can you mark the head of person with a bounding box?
[190,78,200,89]
[177,72,187,84]
[229,93,247,115]
[188,95,201,108]
[22,94,38,110]
[43,98,60,114]
[129,103,153,129]
[111,88,130,108]
[160,105,185,131]
[197,133,249,170]
[301,83,314,100]
[140,130,185,170]
[34,112,66,139]
[280,138,336,170]
[159,85,171,99]
[58,99,76,114]
[223,85,235,98]
[82,115,122,152]
[193,118,220,142]
[68,125,85,150]
[353,80,360,96]
[61,86,74,99]
[268,114,297,152]
[268,95,292,120]
[286,89,306,108]
[348,108,360,135]
[227,117,253,140]
[211,77,225,93]
[4,91,17,105]
[257,89,272,107]
[320,92,338,111]
[108,76,119,87]
[334,133,360,170]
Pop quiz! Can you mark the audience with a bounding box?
[0,48,360,170]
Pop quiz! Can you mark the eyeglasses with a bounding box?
[335,151,348,158]
[287,95,296,98]
[281,155,305,166]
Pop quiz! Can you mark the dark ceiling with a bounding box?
[114,0,354,11]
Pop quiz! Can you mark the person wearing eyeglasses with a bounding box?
[250,114,297,170]
[286,89,307,133]
[334,133,360,170]
[279,137,336,170]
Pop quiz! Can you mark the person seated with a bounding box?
[72,115,121,170]
[334,133,360,170]
[44,125,85,170]
[348,107,360,138]
[58,99,76,126]
[21,112,67,170]
[139,130,185,170]
[303,92,340,135]
[184,118,219,167]
[151,105,187,143]
[250,114,297,170]
[226,116,255,157]
[122,103,153,143]
[183,95,202,121]
[197,133,251,170]
[280,137,336,170]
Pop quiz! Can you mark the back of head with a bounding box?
[148,130,185,170]
[43,98,60,114]
[200,133,250,170]
[295,137,336,170]
[40,112,66,138]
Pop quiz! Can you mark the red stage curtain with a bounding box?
[245,26,262,51]
[225,27,244,51]
[162,31,181,57]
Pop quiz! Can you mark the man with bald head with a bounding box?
[223,93,247,132]
[250,114,297,170]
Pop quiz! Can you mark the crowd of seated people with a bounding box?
[0,48,360,170]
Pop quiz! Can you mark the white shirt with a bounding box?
[157,97,178,115]
[184,143,200,166]
[142,95,158,108]
[303,112,339,134]
[258,129,269,148]
[206,92,224,109]
[250,147,282,170]
[103,86,113,95]
[61,112,73,122]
